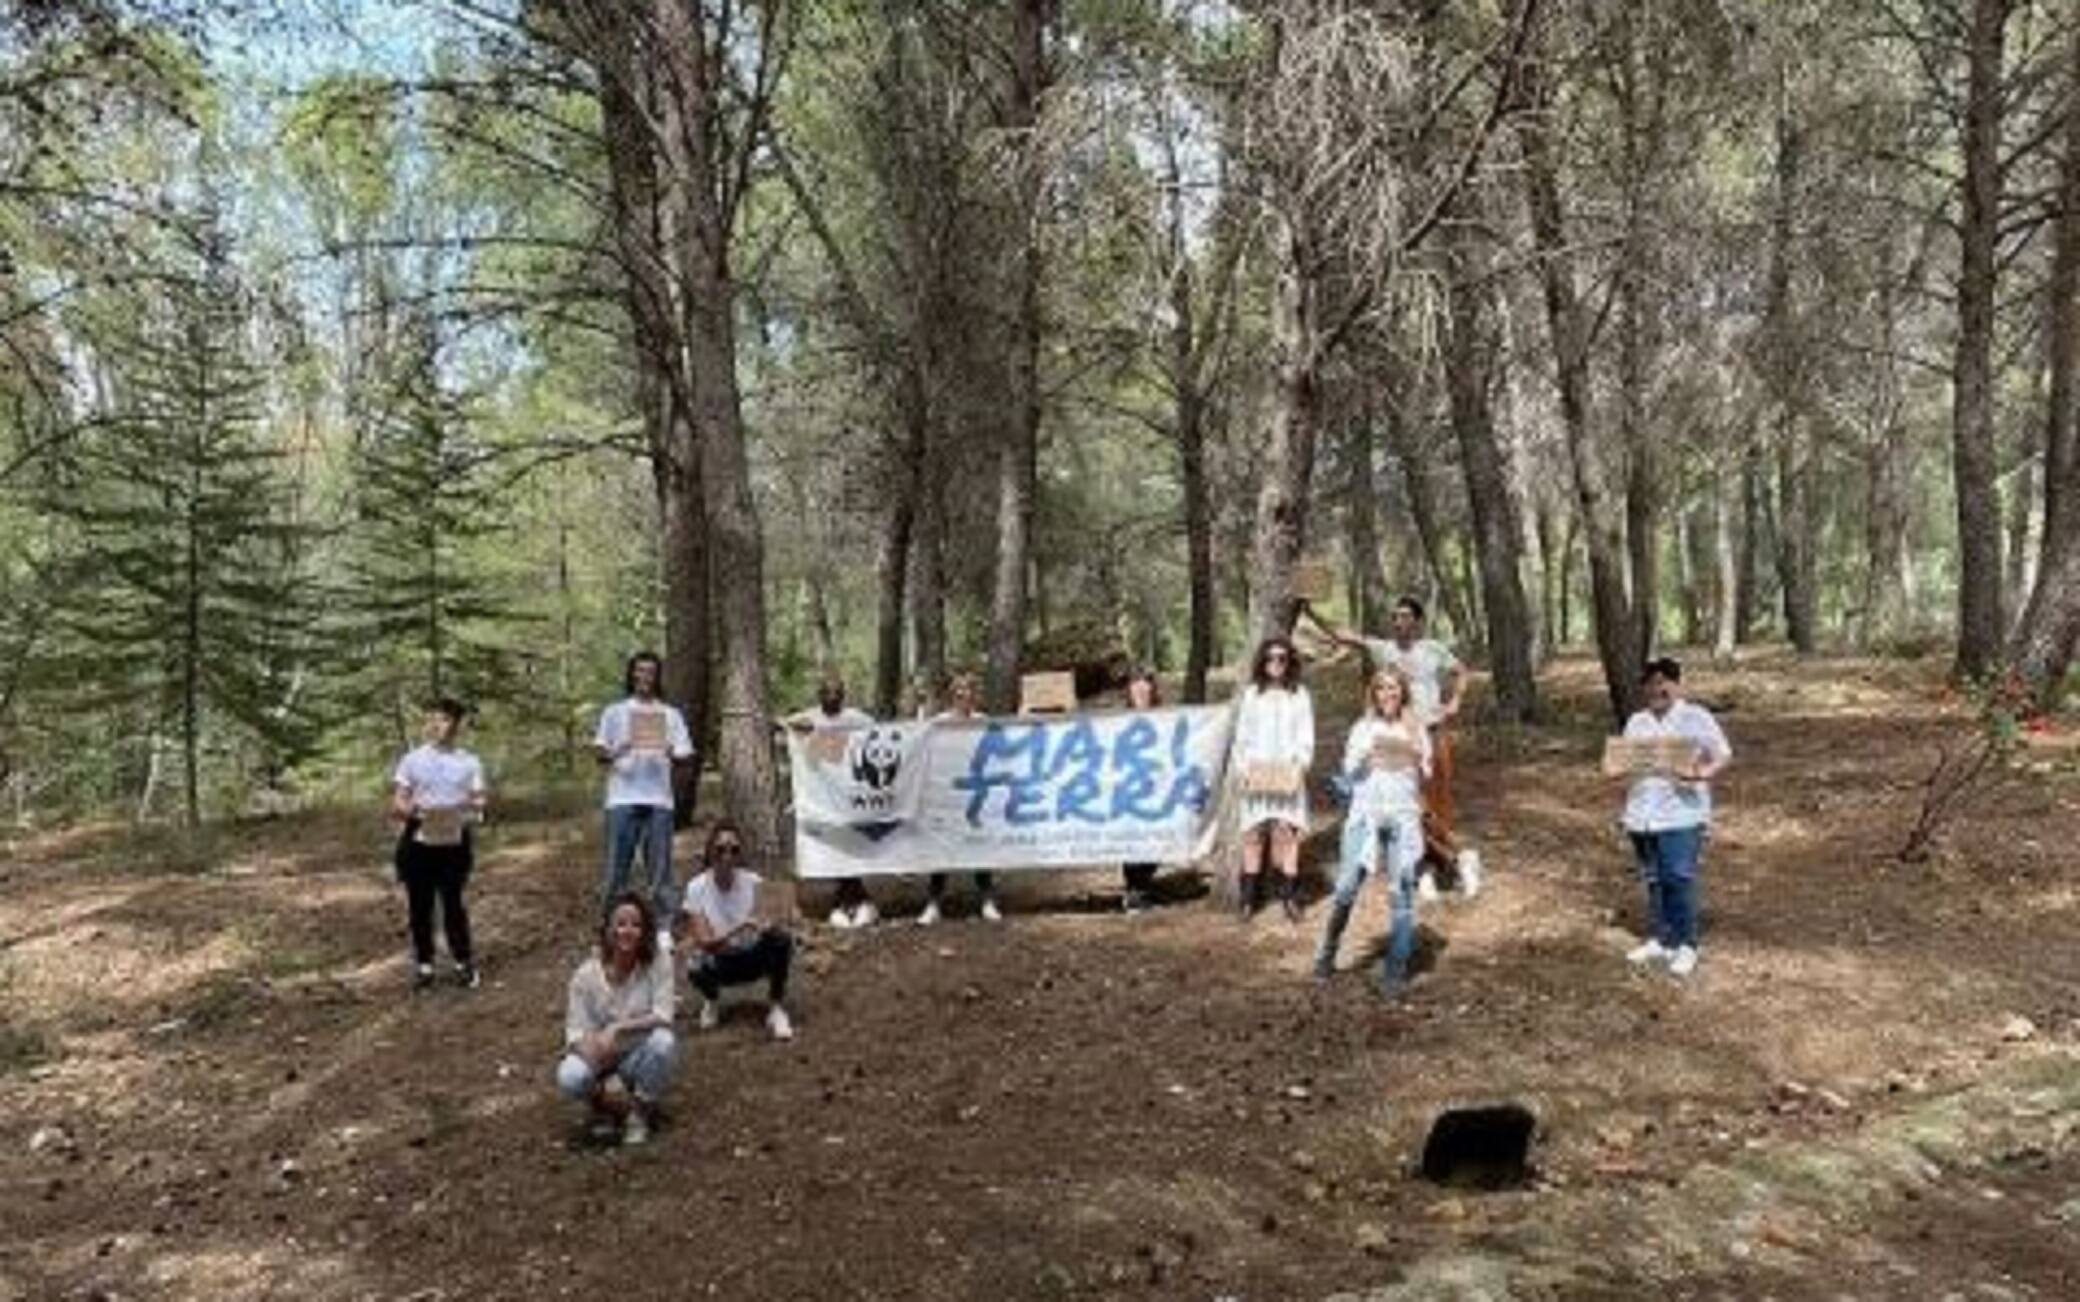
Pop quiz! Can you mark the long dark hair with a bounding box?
[623,650,664,696]
[1250,636,1302,691]
[1126,665,1162,707]
[597,891,659,971]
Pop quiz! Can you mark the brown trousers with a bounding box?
[1421,726,1458,868]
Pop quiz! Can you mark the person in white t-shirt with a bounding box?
[1309,595,1480,899]
[1615,656,1732,979]
[388,696,488,990]
[784,678,880,929]
[919,671,1001,925]
[678,819,795,1041]
[556,892,678,1147]
[595,650,696,933]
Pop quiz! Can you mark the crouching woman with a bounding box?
[556,892,679,1146]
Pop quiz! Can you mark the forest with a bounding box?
[6,0,2080,836]
[12,7,2080,1300]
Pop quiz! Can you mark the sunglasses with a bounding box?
[1265,651,1290,662]
[713,843,743,856]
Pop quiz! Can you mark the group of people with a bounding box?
[382,598,1731,1146]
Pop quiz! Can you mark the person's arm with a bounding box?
[593,707,625,767]
[683,900,725,954]
[1685,711,1732,782]
[668,708,695,769]
[388,780,414,825]
[468,757,489,816]
[1342,723,1371,779]
[567,970,615,1066]
[1413,720,1434,781]
[1439,656,1469,721]
[1298,605,1365,649]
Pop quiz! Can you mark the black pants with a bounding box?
[398,833,473,966]
[927,871,995,901]
[690,928,792,1002]
[1122,863,1157,893]
[834,877,870,909]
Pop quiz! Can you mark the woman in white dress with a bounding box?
[1233,636,1314,921]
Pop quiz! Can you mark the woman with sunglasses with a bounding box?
[678,819,796,1040]
[1232,635,1315,921]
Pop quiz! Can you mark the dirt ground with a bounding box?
[4,650,2080,1301]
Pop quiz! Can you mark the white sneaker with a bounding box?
[766,1005,794,1041]
[622,1107,650,1147]
[827,906,856,930]
[1417,872,1441,903]
[1626,938,1667,965]
[1456,850,1483,899]
[697,999,719,1031]
[853,901,879,927]
[980,897,1003,923]
[1668,946,1699,978]
[917,900,942,927]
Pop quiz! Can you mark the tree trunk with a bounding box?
[2008,452,2037,621]
[983,0,1050,713]
[1179,382,1215,702]
[1763,104,1818,654]
[653,0,778,855]
[1342,399,1393,639]
[1518,74,1640,724]
[1382,391,1470,639]
[1713,465,1738,658]
[1952,0,2010,678]
[910,419,948,700]
[1248,210,1320,644]
[1442,222,1538,721]
[2012,9,2080,700]
[1734,445,1760,643]
[1536,501,1562,653]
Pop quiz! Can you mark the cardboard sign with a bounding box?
[1241,760,1305,798]
[627,707,669,754]
[1293,558,1336,604]
[1370,733,1422,773]
[1019,672,1077,715]
[1601,735,1700,778]
[416,805,469,847]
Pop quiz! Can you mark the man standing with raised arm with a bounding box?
[595,650,695,939]
[1309,595,1481,898]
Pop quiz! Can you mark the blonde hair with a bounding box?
[1365,665,1413,722]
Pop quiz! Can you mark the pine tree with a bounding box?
[49,218,318,827]
[339,306,513,738]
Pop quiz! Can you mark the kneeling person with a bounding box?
[557,893,678,1146]
[681,820,795,1041]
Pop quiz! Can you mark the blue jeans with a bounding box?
[556,1027,678,1104]
[1629,826,1704,949]
[602,804,676,922]
[1315,813,1422,987]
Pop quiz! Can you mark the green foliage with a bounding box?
[39,214,322,825]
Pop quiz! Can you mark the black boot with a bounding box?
[1313,899,1350,980]
[1237,873,1260,920]
[1277,874,1302,923]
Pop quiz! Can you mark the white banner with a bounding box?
[787,707,1236,878]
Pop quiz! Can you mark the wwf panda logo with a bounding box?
[850,728,903,792]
